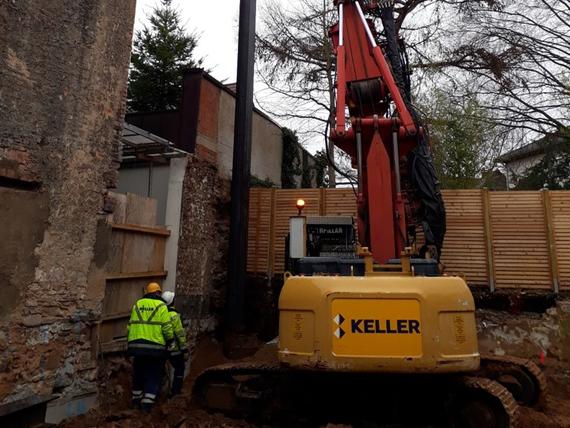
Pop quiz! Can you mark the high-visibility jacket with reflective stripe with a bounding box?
[168,306,188,353]
[127,296,174,349]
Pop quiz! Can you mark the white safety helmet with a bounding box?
[162,291,175,306]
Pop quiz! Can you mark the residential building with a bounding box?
[497,131,569,189]
[126,69,284,186]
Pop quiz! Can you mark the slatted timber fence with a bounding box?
[247,188,570,292]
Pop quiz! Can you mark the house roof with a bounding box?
[496,132,568,164]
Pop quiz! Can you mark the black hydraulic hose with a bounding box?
[377,2,447,259]
[380,5,407,102]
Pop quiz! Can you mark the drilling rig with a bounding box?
[194,2,547,426]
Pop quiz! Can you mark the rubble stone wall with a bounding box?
[175,156,231,350]
[0,0,135,412]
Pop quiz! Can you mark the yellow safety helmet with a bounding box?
[145,282,162,294]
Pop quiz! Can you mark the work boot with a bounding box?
[131,391,142,410]
[170,375,183,397]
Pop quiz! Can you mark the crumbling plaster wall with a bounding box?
[477,299,570,390]
[0,0,135,411]
[175,156,231,349]
[478,300,570,361]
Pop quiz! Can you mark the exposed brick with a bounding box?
[0,147,38,182]
[197,79,220,140]
[195,143,218,164]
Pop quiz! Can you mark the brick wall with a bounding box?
[0,0,135,415]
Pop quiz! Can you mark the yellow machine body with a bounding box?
[278,275,480,373]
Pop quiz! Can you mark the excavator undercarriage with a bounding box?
[193,275,548,427]
[193,356,546,427]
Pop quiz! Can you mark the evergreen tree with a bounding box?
[128,0,202,112]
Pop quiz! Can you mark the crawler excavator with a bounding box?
[193,1,547,426]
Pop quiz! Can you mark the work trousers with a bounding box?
[132,355,165,412]
[168,354,185,396]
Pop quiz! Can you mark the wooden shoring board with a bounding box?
[125,192,157,226]
[99,192,167,352]
[102,276,165,318]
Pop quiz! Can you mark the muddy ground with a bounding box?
[52,336,570,428]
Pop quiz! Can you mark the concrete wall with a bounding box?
[251,108,283,185]
[217,89,236,178]
[0,0,135,417]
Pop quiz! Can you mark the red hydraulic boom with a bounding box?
[330,0,445,264]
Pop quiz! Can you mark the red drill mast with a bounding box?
[330,0,445,264]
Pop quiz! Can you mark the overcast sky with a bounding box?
[133,0,325,153]
[135,1,261,83]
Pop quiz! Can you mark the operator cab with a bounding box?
[285,204,440,277]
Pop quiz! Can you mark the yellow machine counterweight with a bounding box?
[279,275,479,374]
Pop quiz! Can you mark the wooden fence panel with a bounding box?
[247,189,273,274]
[441,190,488,286]
[323,188,357,217]
[247,188,570,291]
[550,191,570,290]
[490,191,551,289]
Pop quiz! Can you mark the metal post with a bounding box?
[338,3,344,47]
[482,189,496,292]
[542,190,560,293]
[354,1,377,47]
[392,131,401,193]
[227,0,257,335]
[356,131,363,194]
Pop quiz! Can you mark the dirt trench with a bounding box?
[52,335,570,428]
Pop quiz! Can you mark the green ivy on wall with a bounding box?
[312,150,329,188]
[301,150,313,188]
[281,128,302,189]
[250,175,275,188]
